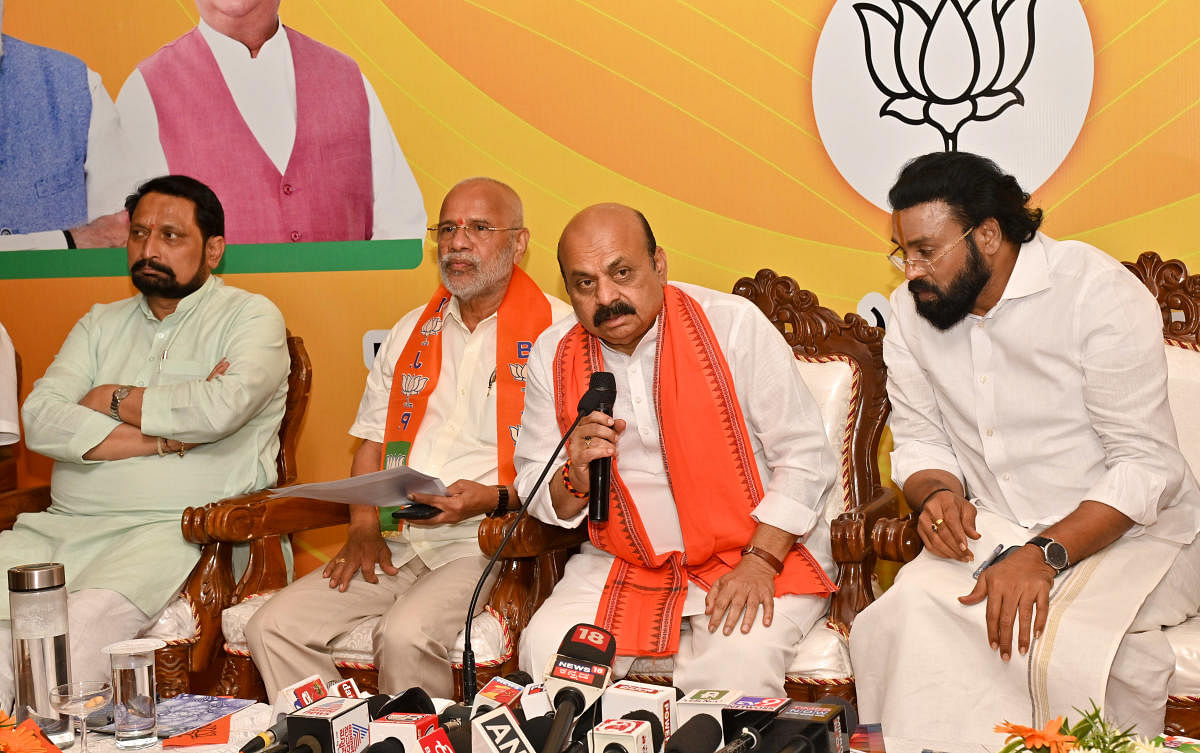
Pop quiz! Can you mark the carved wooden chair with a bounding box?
[202,269,895,703]
[0,334,312,698]
[870,251,1200,735]
[473,269,896,702]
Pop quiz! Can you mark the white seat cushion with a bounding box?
[1165,341,1200,697]
[220,593,511,669]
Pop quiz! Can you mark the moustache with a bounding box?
[130,258,176,279]
[439,251,480,271]
[593,301,637,328]
[907,278,940,298]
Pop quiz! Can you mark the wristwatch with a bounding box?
[487,485,511,518]
[109,385,133,421]
[1028,536,1070,574]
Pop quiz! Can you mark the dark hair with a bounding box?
[888,152,1043,244]
[125,175,225,243]
[633,209,657,260]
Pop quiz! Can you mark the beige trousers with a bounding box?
[1,589,146,714]
[246,555,493,699]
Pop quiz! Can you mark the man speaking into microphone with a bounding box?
[513,203,839,694]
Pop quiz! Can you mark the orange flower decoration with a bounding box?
[995,716,1077,753]
[0,710,54,753]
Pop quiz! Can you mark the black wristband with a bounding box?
[487,485,511,518]
[919,487,953,508]
[63,230,77,249]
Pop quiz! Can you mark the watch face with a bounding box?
[1045,541,1069,570]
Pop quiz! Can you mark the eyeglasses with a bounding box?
[427,222,523,243]
[887,226,975,273]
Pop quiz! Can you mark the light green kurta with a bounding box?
[2,275,289,619]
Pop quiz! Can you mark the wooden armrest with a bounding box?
[830,486,899,564]
[0,485,51,531]
[478,513,588,559]
[196,492,350,543]
[873,512,922,563]
[828,486,899,632]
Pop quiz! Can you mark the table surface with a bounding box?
[85,704,274,753]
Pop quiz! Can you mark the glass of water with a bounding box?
[102,638,165,749]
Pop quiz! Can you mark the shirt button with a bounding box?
[290,231,302,242]
[979,375,988,384]
[986,428,994,437]
[156,333,165,339]
[282,184,295,195]
[1003,473,1011,481]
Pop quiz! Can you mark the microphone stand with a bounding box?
[461,408,590,703]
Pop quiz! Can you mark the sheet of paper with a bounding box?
[266,466,449,506]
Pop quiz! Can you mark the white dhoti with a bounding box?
[850,509,1200,750]
[518,545,828,696]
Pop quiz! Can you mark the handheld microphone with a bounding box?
[471,675,526,719]
[586,372,616,523]
[599,680,678,740]
[461,382,613,702]
[716,696,792,753]
[664,714,722,753]
[676,689,742,739]
[239,714,288,753]
[286,696,374,753]
[541,624,617,753]
[375,687,437,718]
[760,697,858,753]
[588,711,664,753]
[471,705,538,753]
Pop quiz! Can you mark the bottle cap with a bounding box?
[8,562,66,591]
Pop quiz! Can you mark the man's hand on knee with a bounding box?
[918,491,981,562]
[958,546,1053,661]
[323,525,399,592]
[704,557,777,636]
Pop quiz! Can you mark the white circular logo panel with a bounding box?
[813,0,1093,211]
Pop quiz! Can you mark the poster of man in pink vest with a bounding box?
[117,0,426,245]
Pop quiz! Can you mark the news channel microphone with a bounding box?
[664,713,723,753]
[286,696,381,753]
[676,688,743,739]
[585,371,616,523]
[541,624,618,753]
[759,697,858,753]
[599,679,679,740]
[716,695,793,753]
[588,710,664,753]
[471,672,532,719]
[470,705,538,753]
[460,378,614,702]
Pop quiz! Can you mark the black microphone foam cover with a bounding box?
[504,670,534,687]
[665,714,722,753]
[622,710,664,752]
[556,623,617,666]
[376,687,436,717]
[520,715,554,751]
[446,723,472,753]
[365,694,391,719]
[364,739,405,753]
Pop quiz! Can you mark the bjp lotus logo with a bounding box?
[854,0,1038,151]
[399,373,429,407]
[812,0,1091,211]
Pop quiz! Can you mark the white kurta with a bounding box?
[850,233,1200,745]
[349,293,572,569]
[117,19,426,241]
[514,282,836,690]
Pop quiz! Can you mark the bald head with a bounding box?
[557,203,667,355]
[445,177,523,228]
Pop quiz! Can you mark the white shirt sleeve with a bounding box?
[362,74,427,240]
[0,69,139,252]
[114,69,171,184]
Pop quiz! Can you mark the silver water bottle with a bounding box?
[9,563,74,747]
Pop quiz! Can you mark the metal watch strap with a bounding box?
[109,385,132,421]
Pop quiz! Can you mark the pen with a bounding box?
[972,544,1005,579]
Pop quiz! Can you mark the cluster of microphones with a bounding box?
[238,622,857,753]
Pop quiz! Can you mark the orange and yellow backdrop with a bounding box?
[1,0,1195,573]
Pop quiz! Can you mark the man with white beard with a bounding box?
[246,177,570,697]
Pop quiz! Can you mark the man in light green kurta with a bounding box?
[0,175,289,710]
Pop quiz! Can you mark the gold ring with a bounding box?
[334,557,347,564]
[931,518,944,533]
[584,436,592,448]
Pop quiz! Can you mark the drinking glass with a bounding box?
[49,681,112,753]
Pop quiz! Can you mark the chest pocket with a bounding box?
[155,358,209,386]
